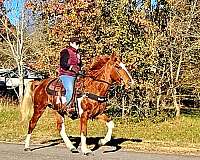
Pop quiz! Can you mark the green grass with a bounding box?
[0,102,200,155]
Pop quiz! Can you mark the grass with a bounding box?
[0,100,200,155]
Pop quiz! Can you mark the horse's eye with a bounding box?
[115,63,121,69]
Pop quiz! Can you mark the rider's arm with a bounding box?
[60,49,70,70]
[78,55,83,68]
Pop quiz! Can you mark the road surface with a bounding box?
[0,142,199,160]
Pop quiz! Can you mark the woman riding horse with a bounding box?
[59,37,82,106]
[21,53,133,155]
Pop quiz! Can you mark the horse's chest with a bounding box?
[81,98,106,118]
[90,103,106,118]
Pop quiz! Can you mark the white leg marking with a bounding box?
[99,121,114,145]
[25,134,31,149]
[119,62,134,84]
[60,117,75,150]
[77,97,83,117]
[81,133,87,151]
[81,133,92,154]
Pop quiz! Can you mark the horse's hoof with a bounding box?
[83,149,93,156]
[98,139,107,146]
[24,148,31,151]
[84,152,93,156]
[70,148,79,153]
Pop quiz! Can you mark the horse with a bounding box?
[20,53,134,155]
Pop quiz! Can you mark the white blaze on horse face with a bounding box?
[77,97,84,117]
[70,42,79,50]
[119,62,134,84]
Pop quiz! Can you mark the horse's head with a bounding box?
[108,53,134,89]
[87,54,134,89]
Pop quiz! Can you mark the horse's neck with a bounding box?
[84,70,111,96]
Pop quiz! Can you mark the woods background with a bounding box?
[0,0,199,118]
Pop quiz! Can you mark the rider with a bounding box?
[59,36,82,105]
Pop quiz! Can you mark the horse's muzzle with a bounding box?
[124,81,134,90]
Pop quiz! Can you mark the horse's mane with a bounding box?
[89,55,110,71]
[85,55,111,77]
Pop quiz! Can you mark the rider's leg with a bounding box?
[59,75,75,104]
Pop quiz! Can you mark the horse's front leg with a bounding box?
[96,114,114,146]
[80,111,92,155]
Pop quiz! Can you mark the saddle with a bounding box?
[46,78,81,119]
[46,78,65,96]
[46,78,82,96]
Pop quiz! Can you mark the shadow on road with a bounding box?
[31,136,142,153]
[30,142,60,151]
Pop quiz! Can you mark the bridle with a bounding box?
[76,59,129,103]
[81,74,112,86]
[111,63,128,86]
[78,62,126,87]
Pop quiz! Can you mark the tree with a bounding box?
[156,0,200,116]
[0,0,32,102]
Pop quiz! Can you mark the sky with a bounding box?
[4,0,24,25]
[151,0,157,9]
[136,0,157,9]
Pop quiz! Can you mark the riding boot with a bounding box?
[66,99,78,120]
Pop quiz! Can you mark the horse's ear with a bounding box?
[111,52,116,61]
[111,52,120,62]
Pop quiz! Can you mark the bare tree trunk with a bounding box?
[157,65,166,114]
[174,52,183,117]
[169,48,180,117]
[173,89,180,117]
[156,87,161,114]
[18,62,24,103]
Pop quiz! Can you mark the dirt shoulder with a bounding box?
[120,140,200,156]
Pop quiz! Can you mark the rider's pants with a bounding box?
[59,75,76,104]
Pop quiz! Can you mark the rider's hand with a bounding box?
[78,70,85,75]
[69,65,79,73]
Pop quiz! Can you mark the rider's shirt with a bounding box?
[59,46,82,77]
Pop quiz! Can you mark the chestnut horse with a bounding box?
[21,54,133,155]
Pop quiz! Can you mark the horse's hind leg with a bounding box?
[24,105,46,151]
[53,111,78,153]
[96,114,114,146]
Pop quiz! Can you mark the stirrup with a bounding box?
[65,101,78,120]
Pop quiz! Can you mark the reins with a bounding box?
[78,74,112,86]
[77,60,123,86]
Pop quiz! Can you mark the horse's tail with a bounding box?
[20,81,34,122]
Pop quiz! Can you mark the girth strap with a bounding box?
[85,93,108,102]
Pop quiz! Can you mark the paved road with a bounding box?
[0,143,199,160]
